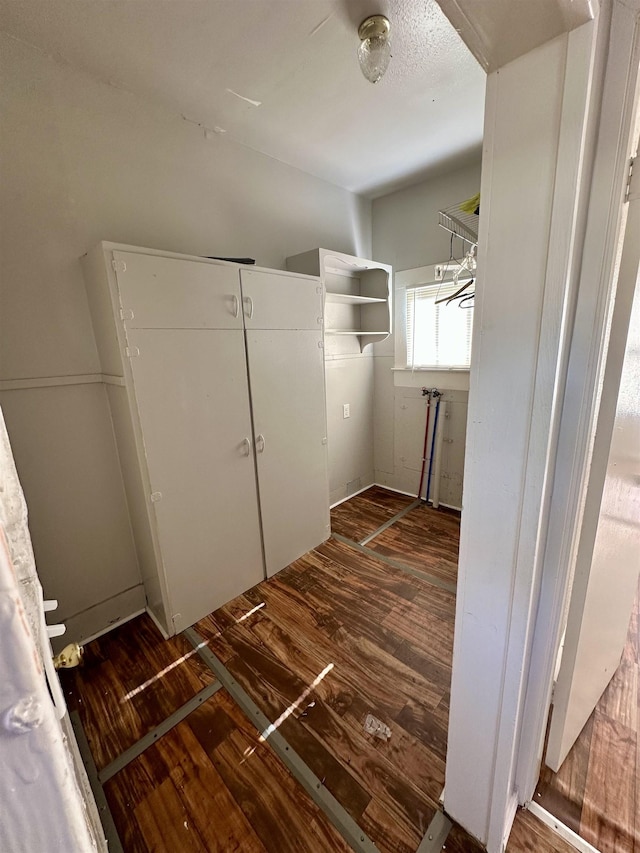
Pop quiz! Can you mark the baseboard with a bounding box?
[53,584,146,651]
[330,483,375,509]
[146,604,171,639]
[428,500,463,513]
[79,608,146,648]
[374,484,462,511]
[527,802,601,853]
[374,483,418,499]
[330,483,461,508]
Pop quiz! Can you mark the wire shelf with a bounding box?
[438,202,479,245]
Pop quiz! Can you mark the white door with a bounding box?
[546,167,640,770]
[114,251,242,330]
[240,268,323,330]
[127,328,264,633]
[246,329,330,577]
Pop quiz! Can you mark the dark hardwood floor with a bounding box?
[330,485,415,542]
[63,614,215,770]
[102,687,352,853]
[535,578,640,852]
[63,485,590,852]
[194,537,453,852]
[366,504,459,587]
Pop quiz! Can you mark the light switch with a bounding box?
[343,403,350,419]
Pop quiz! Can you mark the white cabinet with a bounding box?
[83,243,329,636]
[286,248,392,352]
[240,268,329,577]
[241,267,323,331]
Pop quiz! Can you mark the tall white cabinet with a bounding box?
[82,243,329,636]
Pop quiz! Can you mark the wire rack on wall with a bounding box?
[438,202,479,246]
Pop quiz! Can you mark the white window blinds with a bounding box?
[406,281,473,369]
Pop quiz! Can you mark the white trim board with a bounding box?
[77,608,146,648]
[0,374,126,391]
[374,483,420,499]
[527,803,601,853]
[329,483,375,509]
[52,584,147,652]
[330,482,427,509]
[0,374,103,391]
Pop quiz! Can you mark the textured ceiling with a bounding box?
[0,0,486,197]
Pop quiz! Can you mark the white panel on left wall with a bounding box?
[0,383,143,645]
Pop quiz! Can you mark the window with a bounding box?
[405,280,473,369]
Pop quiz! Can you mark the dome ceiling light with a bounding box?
[357,15,392,84]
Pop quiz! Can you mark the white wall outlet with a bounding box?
[435,264,444,280]
[343,403,350,419]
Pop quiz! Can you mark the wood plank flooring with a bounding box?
[64,486,597,852]
[366,505,459,586]
[445,807,582,853]
[536,577,640,852]
[194,537,453,853]
[102,687,352,852]
[62,613,215,770]
[330,485,415,542]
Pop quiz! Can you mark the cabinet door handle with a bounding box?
[241,437,251,456]
[243,295,254,319]
[231,294,240,318]
[256,433,265,454]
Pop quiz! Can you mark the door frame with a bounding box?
[515,0,640,800]
[443,2,640,850]
[544,132,640,772]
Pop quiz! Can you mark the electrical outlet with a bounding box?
[435,264,444,280]
[343,403,350,419]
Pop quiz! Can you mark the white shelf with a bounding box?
[325,292,386,305]
[286,249,392,352]
[325,329,389,335]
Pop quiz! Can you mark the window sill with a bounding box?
[392,366,471,391]
[391,367,471,373]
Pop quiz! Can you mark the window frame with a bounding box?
[394,264,473,372]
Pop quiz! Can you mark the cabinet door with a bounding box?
[114,252,242,330]
[127,328,264,632]
[240,268,322,330]
[246,330,330,577]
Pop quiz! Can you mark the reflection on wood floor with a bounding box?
[194,536,453,852]
[105,688,353,852]
[65,615,215,771]
[62,485,581,852]
[536,577,640,852]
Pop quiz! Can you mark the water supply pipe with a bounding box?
[416,389,432,500]
[426,393,441,503]
[431,399,447,508]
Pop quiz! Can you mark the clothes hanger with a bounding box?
[435,276,474,305]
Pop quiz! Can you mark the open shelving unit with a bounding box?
[286,248,392,352]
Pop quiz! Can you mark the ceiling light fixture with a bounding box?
[357,15,391,84]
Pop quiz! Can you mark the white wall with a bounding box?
[371,160,482,504]
[0,33,371,642]
[325,353,375,504]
